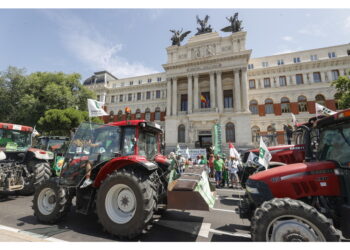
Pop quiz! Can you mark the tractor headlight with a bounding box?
[246,185,259,194]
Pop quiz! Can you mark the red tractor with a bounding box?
[239,109,350,241]
[32,120,172,239]
[0,122,53,195]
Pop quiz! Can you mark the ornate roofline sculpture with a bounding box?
[221,12,243,33]
[195,15,212,36]
[170,29,191,46]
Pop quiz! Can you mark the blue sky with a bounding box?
[1,8,350,81]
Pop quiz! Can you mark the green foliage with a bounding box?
[0,66,96,126]
[38,108,103,136]
[332,74,350,109]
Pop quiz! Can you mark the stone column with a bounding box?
[167,78,172,116]
[327,71,333,82]
[209,72,216,109]
[193,74,199,111]
[286,75,290,86]
[172,78,177,116]
[241,68,249,112]
[216,71,224,112]
[187,75,193,114]
[234,70,241,112]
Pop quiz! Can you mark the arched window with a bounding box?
[281,97,291,113]
[226,122,236,143]
[267,125,277,146]
[249,100,258,115]
[267,125,276,135]
[265,99,274,114]
[315,94,326,106]
[178,125,185,143]
[251,126,260,143]
[155,107,161,120]
[298,95,308,112]
[117,110,123,121]
[135,109,141,119]
[145,108,151,121]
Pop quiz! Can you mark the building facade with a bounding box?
[83,31,350,152]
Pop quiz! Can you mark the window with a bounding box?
[122,127,136,155]
[310,54,318,61]
[331,70,339,81]
[111,96,115,103]
[264,78,271,88]
[262,61,269,68]
[296,74,304,85]
[315,94,326,106]
[281,97,291,113]
[225,123,235,143]
[178,125,185,143]
[249,79,256,89]
[129,81,133,86]
[157,77,162,82]
[328,52,336,58]
[138,80,142,85]
[135,109,141,119]
[265,99,274,114]
[97,95,100,101]
[277,59,284,66]
[249,100,258,115]
[117,110,123,121]
[293,57,301,63]
[137,92,141,101]
[279,76,287,86]
[155,107,161,120]
[156,90,161,99]
[119,94,123,102]
[223,90,233,108]
[298,95,308,112]
[145,108,151,121]
[180,94,188,111]
[200,92,210,108]
[248,64,254,70]
[146,91,151,100]
[313,72,322,83]
[147,78,152,83]
[128,93,132,102]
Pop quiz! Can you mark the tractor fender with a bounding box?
[93,156,158,188]
[28,148,54,161]
[268,161,286,169]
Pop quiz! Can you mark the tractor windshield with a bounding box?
[138,130,158,159]
[317,123,350,168]
[0,128,31,151]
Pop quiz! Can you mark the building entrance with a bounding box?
[199,135,212,148]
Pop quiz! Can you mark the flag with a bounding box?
[87,99,108,117]
[176,144,181,155]
[247,151,259,165]
[315,103,336,118]
[258,137,272,169]
[32,127,40,137]
[186,147,190,159]
[200,95,207,103]
[229,143,240,159]
[291,113,297,126]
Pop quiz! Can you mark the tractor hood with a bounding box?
[28,148,54,160]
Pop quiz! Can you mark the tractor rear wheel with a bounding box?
[251,198,341,242]
[96,169,157,239]
[32,178,72,223]
[19,161,52,195]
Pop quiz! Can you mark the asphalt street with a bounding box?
[0,187,251,242]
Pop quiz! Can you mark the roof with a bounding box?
[0,122,33,132]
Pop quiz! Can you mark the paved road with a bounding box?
[0,187,251,242]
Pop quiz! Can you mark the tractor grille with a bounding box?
[292,181,318,196]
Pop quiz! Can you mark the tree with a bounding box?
[37,108,102,136]
[332,74,350,109]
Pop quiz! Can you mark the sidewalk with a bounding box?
[0,229,49,242]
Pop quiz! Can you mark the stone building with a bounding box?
[83,31,350,151]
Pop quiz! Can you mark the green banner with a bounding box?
[213,124,222,156]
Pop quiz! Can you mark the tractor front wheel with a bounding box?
[96,169,157,239]
[251,198,341,242]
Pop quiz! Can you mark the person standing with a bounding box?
[227,156,240,188]
[208,154,214,178]
[213,155,224,188]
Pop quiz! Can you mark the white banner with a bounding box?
[315,103,336,117]
[258,137,272,169]
[87,99,108,117]
[291,113,297,126]
[178,148,207,160]
[229,143,240,158]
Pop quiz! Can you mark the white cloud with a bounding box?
[282,36,293,41]
[42,10,157,79]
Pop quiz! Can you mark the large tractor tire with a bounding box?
[32,178,72,223]
[251,198,341,242]
[19,161,52,195]
[96,169,157,239]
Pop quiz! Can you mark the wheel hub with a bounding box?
[37,187,56,216]
[117,189,135,213]
[270,219,320,241]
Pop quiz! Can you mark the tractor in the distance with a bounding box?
[240,109,350,241]
[32,121,172,239]
[0,122,53,196]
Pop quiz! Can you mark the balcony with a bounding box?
[193,107,217,113]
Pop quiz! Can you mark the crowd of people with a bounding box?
[168,152,241,189]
